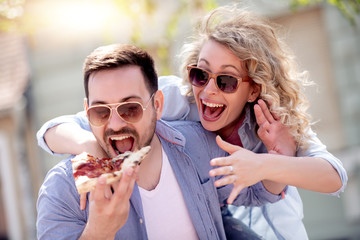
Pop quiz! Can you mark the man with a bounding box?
[36,44,284,239]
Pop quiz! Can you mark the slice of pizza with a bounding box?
[72,146,151,194]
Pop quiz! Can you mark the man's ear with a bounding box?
[153,90,164,120]
[84,98,89,111]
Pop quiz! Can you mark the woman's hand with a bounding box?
[209,136,266,204]
[254,99,296,156]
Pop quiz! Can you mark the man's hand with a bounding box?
[254,99,296,156]
[79,167,138,240]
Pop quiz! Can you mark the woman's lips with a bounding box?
[201,99,226,121]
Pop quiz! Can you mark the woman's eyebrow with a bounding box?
[198,58,242,74]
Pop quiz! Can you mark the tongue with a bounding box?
[204,106,223,118]
[115,138,133,154]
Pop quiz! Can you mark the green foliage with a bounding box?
[290,0,360,25]
[1,0,358,74]
[109,0,219,75]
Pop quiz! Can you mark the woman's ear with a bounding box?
[153,90,164,120]
[248,83,261,103]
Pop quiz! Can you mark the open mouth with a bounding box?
[201,99,226,121]
[110,135,134,155]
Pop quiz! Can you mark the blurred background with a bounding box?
[0,0,359,239]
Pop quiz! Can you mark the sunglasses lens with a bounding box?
[217,75,238,93]
[117,103,143,123]
[189,68,209,87]
[88,106,111,126]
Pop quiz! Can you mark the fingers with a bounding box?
[209,164,234,177]
[92,176,108,202]
[227,184,245,205]
[216,135,241,154]
[209,154,236,177]
[90,166,137,205]
[268,150,279,154]
[212,172,245,205]
[80,193,87,210]
[214,174,237,187]
[258,99,275,123]
[255,99,277,125]
[111,167,136,207]
[254,103,267,127]
[105,184,115,199]
[257,120,270,137]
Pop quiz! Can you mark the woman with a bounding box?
[37,6,347,239]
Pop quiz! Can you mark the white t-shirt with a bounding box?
[139,148,199,240]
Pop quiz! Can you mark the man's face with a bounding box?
[85,65,159,158]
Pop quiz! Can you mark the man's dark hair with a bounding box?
[83,44,158,99]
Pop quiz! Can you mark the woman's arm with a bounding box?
[261,153,342,193]
[210,137,345,204]
[38,76,195,156]
[37,111,106,157]
[44,122,106,157]
[253,98,346,195]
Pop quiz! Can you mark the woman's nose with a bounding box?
[203,77,219,94]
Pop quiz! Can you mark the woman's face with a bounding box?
[193,39,259,138]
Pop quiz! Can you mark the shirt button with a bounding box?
[139,218,143,224]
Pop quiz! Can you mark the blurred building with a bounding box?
[0,0,359,239]
[0,32,41,239]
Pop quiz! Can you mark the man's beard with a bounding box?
[93,111,157,157]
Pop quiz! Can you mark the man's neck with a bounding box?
[136,135,163,191]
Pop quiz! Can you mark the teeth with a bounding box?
[202,100,224,108]
[111,136,131,141]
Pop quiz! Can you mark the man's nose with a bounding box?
[107,108,128,130]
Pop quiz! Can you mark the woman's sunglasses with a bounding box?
[187,65,250,93]
[87,94,154,127]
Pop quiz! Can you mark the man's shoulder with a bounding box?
[38,156,79,207]
[160,120,217,147]
[162,120,215,138]
[50,156,73,171]
[42,156,75,185]
[166,119,202,128]
[164,119,209,132]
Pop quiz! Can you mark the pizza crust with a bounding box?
[72,146,151,194]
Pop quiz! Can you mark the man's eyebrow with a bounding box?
[90,95,142,105]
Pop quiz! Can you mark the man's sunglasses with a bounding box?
[87,94,155,127]
[187,65,251,93]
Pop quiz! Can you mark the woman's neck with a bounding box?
[218,111,245,146]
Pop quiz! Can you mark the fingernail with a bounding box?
[98,176,106,184]
[126,167,134,176]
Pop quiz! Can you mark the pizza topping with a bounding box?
[71,146,151,194]
[73,155,119,179]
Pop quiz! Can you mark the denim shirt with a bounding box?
[37,75,347,240]
[158,75,347,193]
[36,120,283,240]
[158,75,348,240]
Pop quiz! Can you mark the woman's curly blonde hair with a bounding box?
[179,6,313,149]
